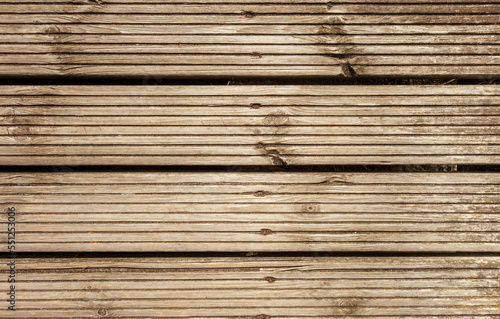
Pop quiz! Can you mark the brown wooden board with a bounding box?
[1,256,500,317]
[1,171,499,252]
[0,1,500,77]
[1,85,500,166]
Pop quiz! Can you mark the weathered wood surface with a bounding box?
[1,85,499,166]
[2,172,499,252]
[1,256,499,317]
[1,0,500,77]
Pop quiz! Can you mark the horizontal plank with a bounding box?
[5,14,500,24]
[3,4,500,14]
[2,54,500,66]
[2,44,500,55]
[7,0,500,3]
[1,85,499,165]
[2,156,498,165]
[0,256,499,317]
[2,85,499,95]
[0,65,499,77]
[1,172,499,252]
[8,34,500,44]
[1,2,499,77]
[3,24,500,35]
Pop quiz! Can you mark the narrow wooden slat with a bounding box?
[4,4,500,14]
[7,0,500,3]
[0,2,499,77]
[1,172,499,252]
[1,85,498,166]
[0,257,499,317]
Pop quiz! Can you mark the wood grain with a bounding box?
[1,1,499,77]
[1,172,499,252]
[1,85,499,165]
[0,256,499,317]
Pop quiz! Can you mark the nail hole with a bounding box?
[265,277,276,283]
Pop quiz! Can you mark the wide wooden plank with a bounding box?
[1,85,499,165]
[1,172,499,252]
[1,256,499,317]
[1,2,499,77]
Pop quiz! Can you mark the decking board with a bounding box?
[1,172,499,252]
[1,85,499,165]
[1,256,499,317]
[1,1,499,77]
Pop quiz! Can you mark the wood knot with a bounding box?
[242,10,256,18]
[266,149,288,166]
[43,25,61,35]
[263,111,290,126]
[42,25,67,41]
[250,103,261,109]
[97,308,108,316]
[7,126,31,135]
[251,52,263,59]
[325,15,344,25]
[340,63,356,77]
[321,177,350,185]
[338,299,359,315]
[7,126,33,143]
[302,204,320,212]
[255,142,266,149]
[87,0,105,6]
[256,315,270,319]
[260,229,273,236]
[254,190,267,197]
[265,277,276,283]
[326,1,335,9]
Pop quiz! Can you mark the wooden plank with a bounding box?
[1,85,499,165]
[1,2,499,77]
[0,256,499,317]
[1,172,499,252]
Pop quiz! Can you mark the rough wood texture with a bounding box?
[1,85,499,166]
[1,256,499,317]
[1,0,499,77]
[1,172,499,252]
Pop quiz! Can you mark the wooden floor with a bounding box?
[1,256,500,318]
[1,1,500,318]
[2,85,500,165]
[1,0,500,77]
[2,172,500,252]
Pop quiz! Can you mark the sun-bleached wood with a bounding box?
[1,1,499,77]
[1,172,499,252]
[1,85,499,166]
[0,256,499,318]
